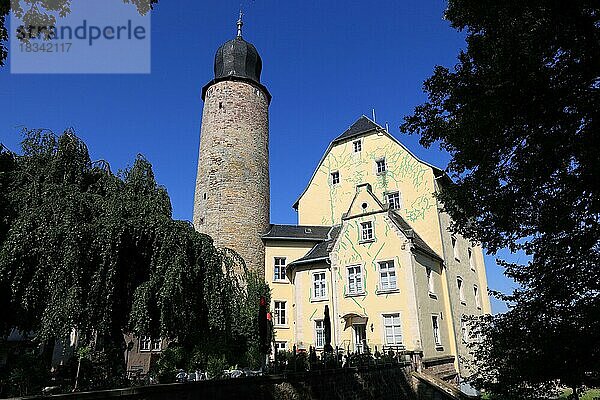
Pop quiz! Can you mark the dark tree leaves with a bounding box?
[0,129,262,374]
[401,0,599,397]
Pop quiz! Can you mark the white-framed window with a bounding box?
[274,341,287,353]
[427,268,435,294]
[353,139,362,153]
[432,315,442,346]
[468,248,475,271]
[457,277,465,303]
[386,191,401,210]
[315,319,325,348]
[274,301,286,326]
[378,260,397,291]
[383,313,403,345]
[474,285,481,308]
[376,158,386,174]
[139,335,152,351]
[274,257,287,281]
[152,339,161,351]
[360,221,374,241]
[312,271,327,300]
[347,265,364,295]
[331,171,340,185]
[452,236,460,261]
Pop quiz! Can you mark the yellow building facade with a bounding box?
[263,116,491,380]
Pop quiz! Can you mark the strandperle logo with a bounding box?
[16,20,148,46]
[10,0,151,74]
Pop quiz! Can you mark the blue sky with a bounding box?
[0,0,518,313]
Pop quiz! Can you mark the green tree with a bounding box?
[0,128,259,392]
[401,1,599,398]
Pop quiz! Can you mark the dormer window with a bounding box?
[353,140,362,153]
[376,158,387,174]
[331,171,340,185]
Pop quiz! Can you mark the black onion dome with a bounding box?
[214,36,262,84]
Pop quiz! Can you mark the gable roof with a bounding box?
[342,183,387,220]
[292,115,446,210]
[262,224,331,241]
[332,115,379,144]
[387,211,443,262]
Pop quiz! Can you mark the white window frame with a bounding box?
[432,315,442,347]
[151,338,161,351]
[312,271,327,301]
[274,341,287,353]
[139,335,152,352]
[386,191,401,210]
[360,221,374,242]
[474,285,481,309]
[461,319,469,343]
[331,171,340,186]
[468,248,475,271]
[347,265,364,295]
[452,236,460,261]
[382,313,403,345]
[353,139,362,153]
[457,276,465,303]
[274,300,287,326]
[427,268,435,295]
[378,260,397,292]
[376,158,387,174]
[315,319,325,348]
[273,257,287,282]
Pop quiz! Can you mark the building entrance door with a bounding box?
[354,324,367,353]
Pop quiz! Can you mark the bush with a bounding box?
[206,355,227,379]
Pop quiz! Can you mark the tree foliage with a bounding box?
[401,0,599,397]
[0,128,267,391]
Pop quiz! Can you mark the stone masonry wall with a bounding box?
[193,79,270,275]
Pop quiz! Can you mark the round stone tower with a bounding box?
[193,14,270,275]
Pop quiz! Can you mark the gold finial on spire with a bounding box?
[237,10,243,37]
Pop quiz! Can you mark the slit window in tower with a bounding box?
[432,315,442,346]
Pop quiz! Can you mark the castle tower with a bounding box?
[193,14,270,275]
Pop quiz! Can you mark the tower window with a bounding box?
[203,193,207,200]
[331,171,340,185]
[457,277,465,303]
[219,101,223,109]
[376,158,387,174]
[353,140,362,153]
[452,236,460,261]
[427,268,435,295]
[474,285,481,308]
[432,315,442,346]
[468,248,475,270]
